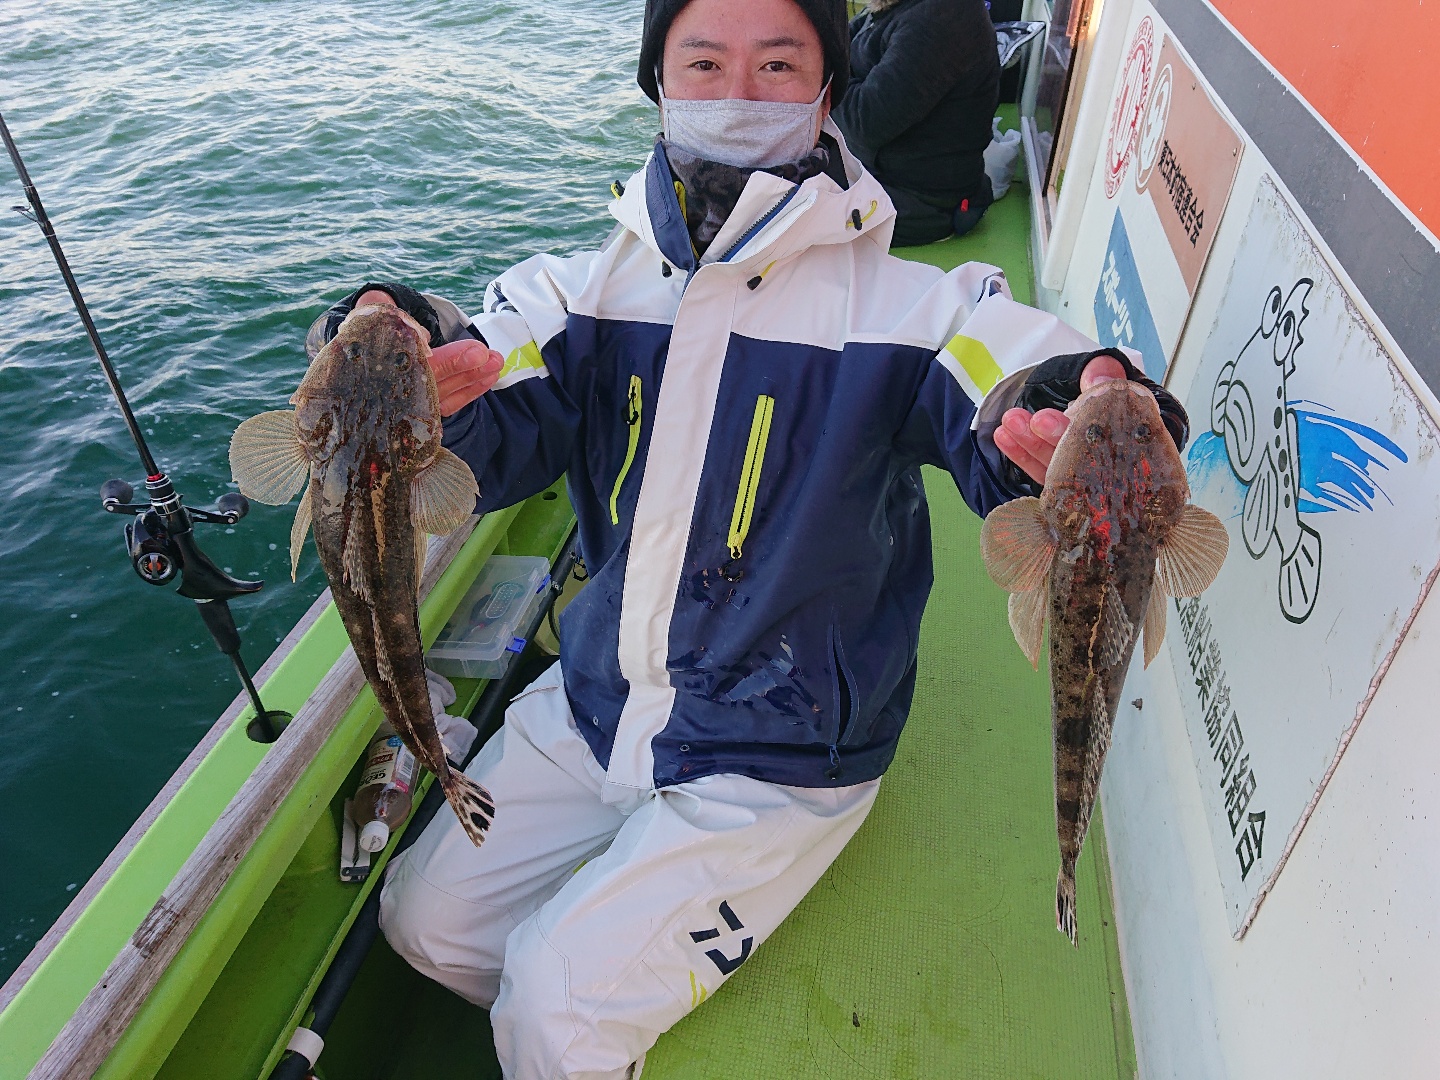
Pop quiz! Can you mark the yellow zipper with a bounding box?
[727,394,775,560]
[609,374,643,525]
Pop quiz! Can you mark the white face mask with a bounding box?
[659,83,828,169]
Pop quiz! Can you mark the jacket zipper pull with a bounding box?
[825,744,842,781]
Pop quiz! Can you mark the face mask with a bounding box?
[659,83,828,169]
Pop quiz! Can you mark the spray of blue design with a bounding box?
[1289,401,1407,513]
[1202,278,1407,623]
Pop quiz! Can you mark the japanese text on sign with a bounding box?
[1177,595,1267,880]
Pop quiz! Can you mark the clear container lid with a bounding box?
[428,554,550,665]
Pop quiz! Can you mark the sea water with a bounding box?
[0,0,651,982]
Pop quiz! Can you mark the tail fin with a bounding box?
[441,769,496,848]
[1056,865,1078,947]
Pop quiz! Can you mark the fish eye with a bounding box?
[1085,423,1104,444]
[394,353,409,369]
[1134,422,1152,441]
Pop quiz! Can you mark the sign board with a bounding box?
[1172,176,1440,936]
[1092,7,1243,380]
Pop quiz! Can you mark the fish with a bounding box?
[228,303,494,847]
[980,379,1228,945]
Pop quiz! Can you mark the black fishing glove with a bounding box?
[318,281,445,349]
[1001,347,1190,496]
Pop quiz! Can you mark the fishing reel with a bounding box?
[101,477,261,599]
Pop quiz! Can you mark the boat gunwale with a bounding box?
[0,589,334,1016]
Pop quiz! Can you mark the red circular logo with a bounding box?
[1104,17,1156,199]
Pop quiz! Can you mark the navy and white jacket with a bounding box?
[408,124,1098,792]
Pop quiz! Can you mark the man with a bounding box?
[317,0,1179,1075]
[833,0,1002,246]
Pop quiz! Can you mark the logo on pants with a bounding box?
[688,900,752,975]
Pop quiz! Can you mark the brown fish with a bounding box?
[981,379,1227,945]
[228,303,494,847]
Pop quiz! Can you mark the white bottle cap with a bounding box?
[358,820,390,853]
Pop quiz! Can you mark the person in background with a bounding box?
[833,0,1001,246]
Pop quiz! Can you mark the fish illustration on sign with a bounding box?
[1209,280,1323,622]
[981,379,1228,945]
[229,303,494,847]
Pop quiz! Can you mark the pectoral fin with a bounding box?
[1008,580,1048,669]
[229,410,310,505]
[289,485,313,581]
[981,497,1055,592]
[1142,572,1166,668]
[1157,504,1230,597]
[412,448,479,535]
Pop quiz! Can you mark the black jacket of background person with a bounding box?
[834,0,999,246]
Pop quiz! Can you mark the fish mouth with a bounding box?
[1065,376,1148,416]
[341,302,431,343]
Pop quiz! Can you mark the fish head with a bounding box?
[1048,379,1189,540]
[291,304,443,489]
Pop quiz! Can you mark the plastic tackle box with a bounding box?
[426,554,550,679]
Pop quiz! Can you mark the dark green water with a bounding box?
[0,0,651,982]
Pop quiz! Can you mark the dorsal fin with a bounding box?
[1095,582,1135,669]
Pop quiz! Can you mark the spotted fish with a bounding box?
[229,303,494,847]
[980,379,1228,945]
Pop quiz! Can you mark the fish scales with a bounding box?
[230,304,493,847]
[981,379,1228,946]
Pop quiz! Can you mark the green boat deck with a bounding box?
[317,170,1137,1078]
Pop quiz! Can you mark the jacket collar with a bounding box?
[609,120,895,273]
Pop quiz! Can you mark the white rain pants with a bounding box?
[379,661,879,1080]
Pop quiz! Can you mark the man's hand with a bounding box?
[993,355,1129,486]
[356,289,505,416]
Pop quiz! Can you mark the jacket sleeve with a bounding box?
[833,0,991,154]
[439,249,617,513]
[894,275,1103,518]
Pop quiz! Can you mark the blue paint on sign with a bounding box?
[1093,209,1168,380]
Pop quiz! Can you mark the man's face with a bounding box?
[661,0,829,112]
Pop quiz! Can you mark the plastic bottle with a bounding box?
[352,723,419,853]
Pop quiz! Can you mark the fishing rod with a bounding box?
[1,108,287,742]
